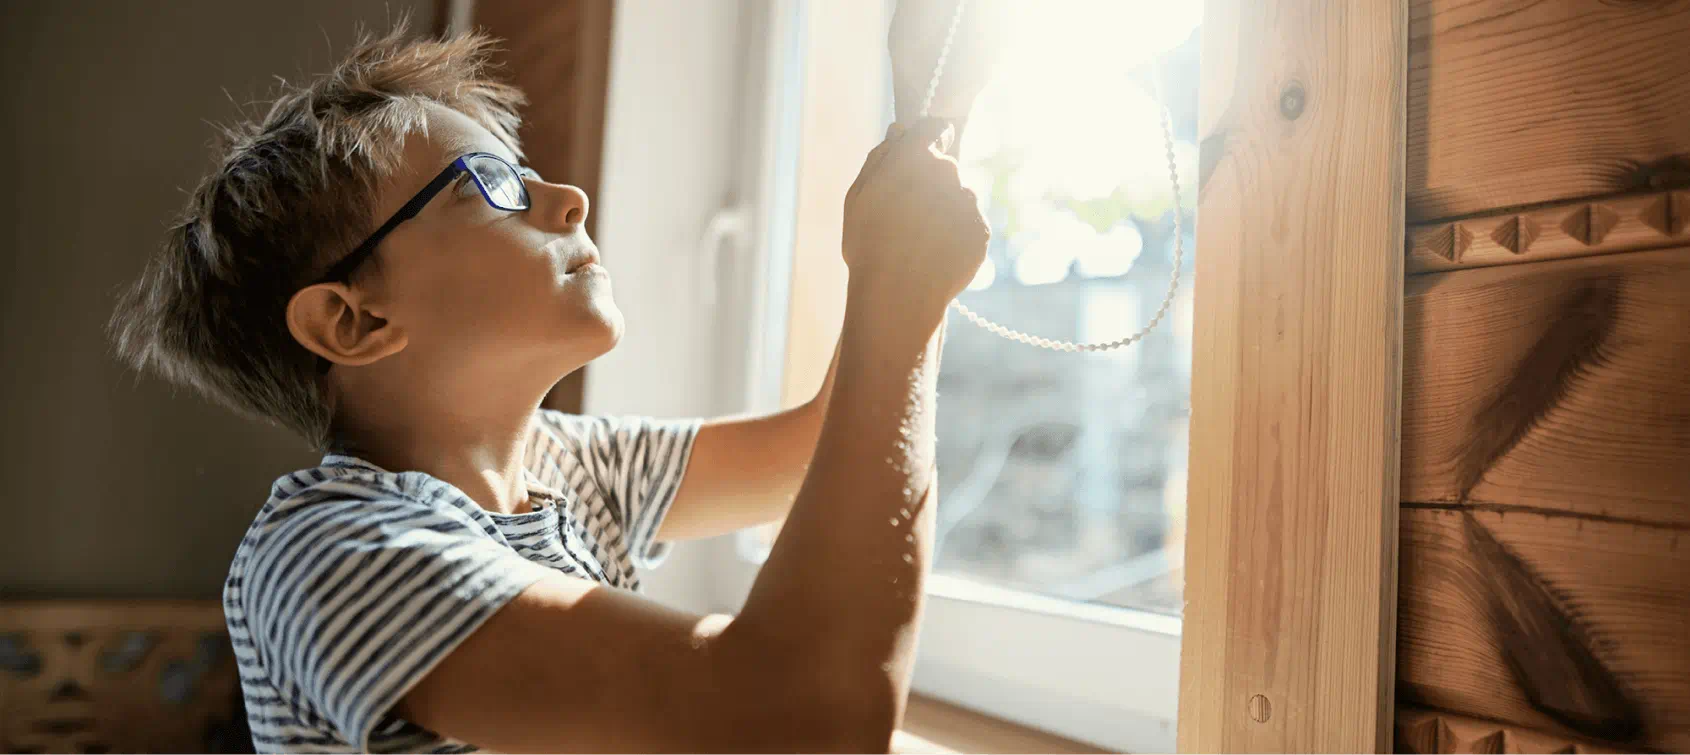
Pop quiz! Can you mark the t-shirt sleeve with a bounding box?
[243,495,555,750]
[531,410,701,568]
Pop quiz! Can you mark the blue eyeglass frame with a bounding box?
[314,152,536,284]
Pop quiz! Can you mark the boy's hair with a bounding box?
[109,23,527,449]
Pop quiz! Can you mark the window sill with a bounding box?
[895,694,1112,754]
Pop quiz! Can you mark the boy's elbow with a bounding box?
[774,663,900,753]
[725,625,901,752]
[818,658,905,750]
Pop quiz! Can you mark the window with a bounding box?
[925,6,1199,613]
[707,1,1200,750]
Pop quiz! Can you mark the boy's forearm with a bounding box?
[735,283,945,701]
[811,333,843,414]
[654,333,842,541]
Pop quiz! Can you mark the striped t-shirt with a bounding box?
[223,410,700,753]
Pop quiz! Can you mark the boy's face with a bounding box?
[359,103,621,388]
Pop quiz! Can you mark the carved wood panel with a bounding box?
[1399,246,1690,750]
[1407,189,1690,273]
[1396,706,1624,754]
[1396,509,1689,751]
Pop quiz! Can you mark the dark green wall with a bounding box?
[0,0,430,599]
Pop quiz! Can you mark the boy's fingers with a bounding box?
[849,118,955,205]
[849,121,915,201]
[848,131,905,204]
[867,121,912,169]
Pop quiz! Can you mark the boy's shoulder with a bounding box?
[528,407,616,447]
[238,409,597,547]
[233,408,605,556]
[263,455,477,515]
[236,455,501,565]
[221,455,555,753]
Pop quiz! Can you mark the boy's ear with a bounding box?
[286,282,408,368]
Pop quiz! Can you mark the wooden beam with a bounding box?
[1396,507,1690,752]
[1179,0,1407,751]
[1402,247,1690,526]
[469,0,617,413]
[1406,0,1690,222]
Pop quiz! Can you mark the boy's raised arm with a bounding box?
[651,0,1002,542]
[397,119,986,753]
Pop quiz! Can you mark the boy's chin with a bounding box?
[564,302,624,358]
[593,298,625,341]
[593,312,626,355]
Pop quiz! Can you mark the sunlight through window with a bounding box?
[932,0,1201,615]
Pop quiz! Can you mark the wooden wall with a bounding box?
[1406,0,1690,222]
[1397,0,1689,751]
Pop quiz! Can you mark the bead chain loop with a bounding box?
[922,0,1184,352]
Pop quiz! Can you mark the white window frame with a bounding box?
[682,1,1184,751]
[584,0,795,610]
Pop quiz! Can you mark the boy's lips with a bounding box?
[561,246,601,274]
[544,236,603,275]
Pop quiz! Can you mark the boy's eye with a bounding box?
[456,175,481,198]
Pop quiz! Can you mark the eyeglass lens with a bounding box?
[467,155,530,211]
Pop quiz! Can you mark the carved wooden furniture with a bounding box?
[0,601,247,753]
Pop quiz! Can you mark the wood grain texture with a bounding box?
[898,694,1106,755]
[1402,247,1690,526]
[1395,706,1624,754]
[471,0,616,414]
[1179,0,1406,751]
[1396,508,1690,752]
[1407,190,1690,273]
[1407,0,1690,222]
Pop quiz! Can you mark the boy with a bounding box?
[108,8,992,754]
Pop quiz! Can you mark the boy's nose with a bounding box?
[532,181,590,229]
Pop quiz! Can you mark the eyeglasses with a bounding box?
[315,152,539,283]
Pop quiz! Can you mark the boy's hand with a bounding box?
[842,119,990,322]
[889,0,1004,125]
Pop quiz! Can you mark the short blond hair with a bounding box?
[109,22,527,448]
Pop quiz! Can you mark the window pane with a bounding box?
[932,3,1200,616]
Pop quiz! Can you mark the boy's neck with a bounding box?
[334,389,547,516]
